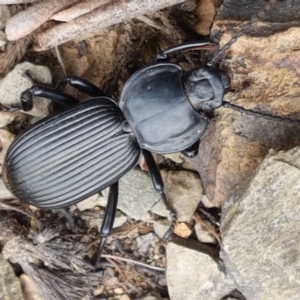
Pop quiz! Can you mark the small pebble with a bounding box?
[93,285,104,297]
[120,295,131,300]
[114,288,124,294]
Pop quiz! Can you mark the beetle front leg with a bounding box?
[91,181,119,265]
[142,149,177,241]
[181,139,200,158]
[20,85,79,111]
[56,76,106,97]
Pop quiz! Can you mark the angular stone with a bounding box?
[166,243,236,300]
[221,147,300,300]
[0,254,24,300]
[102,168,160,220]
[0,62,52,117]
[152,169,202,222]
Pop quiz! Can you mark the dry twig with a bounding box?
[34,0,184,50]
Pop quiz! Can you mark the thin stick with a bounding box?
[34,0,184,51]
[51,0,111,22]
[101,254,165,272]
[5,0,81,41]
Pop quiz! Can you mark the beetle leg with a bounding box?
[59,208,75,233]
[92,181,119,265]
[181,139,200,158]
[21,85,79,111]
[142,149,177,241]
[55,76,106,97]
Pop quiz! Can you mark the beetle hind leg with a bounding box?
[56,76,106,98]
[142,149,177,241]
[91,181,119,265]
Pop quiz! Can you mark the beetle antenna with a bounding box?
[207,0,278,67]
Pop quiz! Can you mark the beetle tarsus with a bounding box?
[59,208,76,233]
[142,149,177,240]
[92,181,119,265]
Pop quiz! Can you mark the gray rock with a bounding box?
[195,221,216,244]
[136,232,157,256]
[153,221,170,239]
[103,168,160,220]
[0,5,10,30]
[0,254,24,300]
[0,179,14,199]
[0,62,52,117]
[166,242,236,300]
[221,147,300,300]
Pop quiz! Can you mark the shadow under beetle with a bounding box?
[3,40,228,263]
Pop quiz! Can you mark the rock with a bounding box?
[0,30,7,47]
[0,254,24,300]
[0,5,10,30]
[0,178,14,199]
[137,291,162,300]
[76,194,105,211]
[0,129,15,173]
[102,168,161,220]
[119,295,131,300]
[81,210,127,232]
[191,3,300,207]
[136,233,156,256]
[166,242,236,300]
[153,222,170,239]
[195,221,216,244]
[162,152,197,171]
[93,285,104,297]
[173,222,192,238]
[0,111,25,128]
[0,62,52,117]
[152,169,202,222]
[221,147,300,300]
[114,288,124,294]
[19,274,41,300]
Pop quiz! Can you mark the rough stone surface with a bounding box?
[80,210,127,232]
[221,147,300,300]
[0,5,10,30]
[195,221,216,244]
[0,30,7,47]
[166,242,236,300]
[0,254,24,300]
[102,168,161,220]
[152,169,202,222]
[19,274,41,300]
[192,9,300,207]
[136,233,157,256]
[0,129,15,174]
[0,62,52,117]
[153,222,170,239]
[0,178,14,199]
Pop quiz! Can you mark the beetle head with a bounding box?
[184,66,226,113]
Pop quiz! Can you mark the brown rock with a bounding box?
[191,1,300,207]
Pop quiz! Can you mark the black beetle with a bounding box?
[3,40,228,263]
